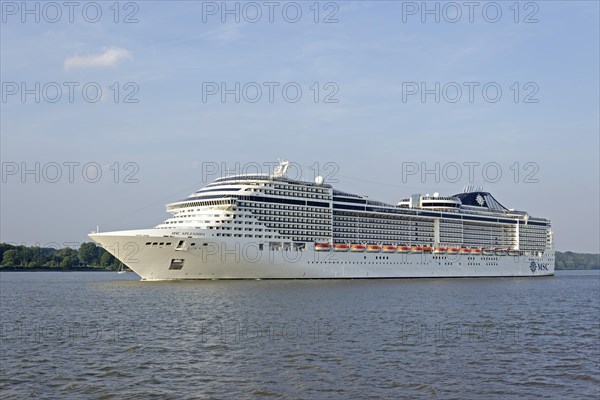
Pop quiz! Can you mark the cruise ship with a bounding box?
[89,160,555,280]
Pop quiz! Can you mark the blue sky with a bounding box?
[1,1,599,252]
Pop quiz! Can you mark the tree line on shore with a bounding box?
[554,251,600,270]
[0,242,119,270]
[0,243,598,270]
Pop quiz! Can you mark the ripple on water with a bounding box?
[1,271,598,399]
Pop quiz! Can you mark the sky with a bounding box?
[1,0,598,252]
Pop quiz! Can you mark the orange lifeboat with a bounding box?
[433,247,446,254]
[366,245,381,253]
[382,245,396,253]
[333,243,349,252]
[315,243,330,251]
[397,245,411,253]
[411,246,423,253]
[350,244,366,252]
[422,245,432,254]
[470,248,482,255]
[459,247,471,254]
[447,247,460,254]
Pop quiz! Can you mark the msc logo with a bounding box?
[530,261,549,273]
[530,261,537,272]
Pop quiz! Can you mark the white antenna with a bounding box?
[96,225,99,233]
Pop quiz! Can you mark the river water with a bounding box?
[1,271,598,399]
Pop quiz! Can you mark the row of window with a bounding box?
[334,235,436,241]
[215,233,265,238]
[272,184,329,194]
[168,199,234,211]
[334,216,434,225]
[239,202,331,214]
[333,226,435,233]
[209,227,262,231]
[263,189,329,200]
[264,225,331,234]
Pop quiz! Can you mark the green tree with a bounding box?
[100,251,114,267]
[0,243,14,262]
[59,257,71,269]
[555,251,600,270]
[78,242,99,266]
[1,250,18,267]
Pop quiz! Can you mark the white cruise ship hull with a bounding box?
[90,231,555,280]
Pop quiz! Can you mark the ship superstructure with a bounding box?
[90,161,554,279]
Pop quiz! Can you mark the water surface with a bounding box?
[1,271,598,399]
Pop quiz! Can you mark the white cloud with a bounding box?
[64,47,132,70]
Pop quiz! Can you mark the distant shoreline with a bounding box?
[0,268,115,272]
